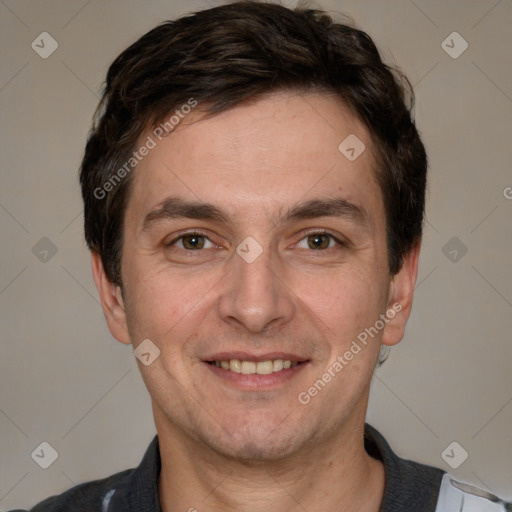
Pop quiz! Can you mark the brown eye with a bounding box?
[182,234,204,249]
[177,234,209,250]
[307,233,331,250]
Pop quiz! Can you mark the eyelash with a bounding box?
[167,230,347,252]
[296,230,347,251]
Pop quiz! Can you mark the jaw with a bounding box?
[150,358,372,467]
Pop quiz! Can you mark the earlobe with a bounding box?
[91,252,131,345]
[381,242,421,347]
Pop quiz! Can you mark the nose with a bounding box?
[217,246,295,334]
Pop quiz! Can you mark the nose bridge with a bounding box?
[218,243,293,332]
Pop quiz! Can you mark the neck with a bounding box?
[155,407,385,512]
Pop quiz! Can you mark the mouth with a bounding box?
[205,359,302,374]
[202,352,309,389]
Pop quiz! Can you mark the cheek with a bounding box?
[292,265,386,347]
[124,266,206,342]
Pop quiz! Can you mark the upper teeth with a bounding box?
[213,359,298,374]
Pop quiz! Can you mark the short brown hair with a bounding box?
[80,0,427,286]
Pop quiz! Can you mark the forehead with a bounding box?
[126,90,383,229]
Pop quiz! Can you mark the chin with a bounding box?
[204,418,306,462]
[214,436,300,463]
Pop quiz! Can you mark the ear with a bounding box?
[381,241,421,347]
[91,252,131,345]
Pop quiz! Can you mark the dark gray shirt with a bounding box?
[13,424,446,511]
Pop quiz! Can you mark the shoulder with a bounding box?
[364,423,444,509]
[9,434,161,512]
[364,424,509,511]
[435,473,510,512]
[7,468,132,512]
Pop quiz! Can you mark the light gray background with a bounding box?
[1,0,511,509]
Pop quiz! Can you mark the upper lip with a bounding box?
[203,352,309,363]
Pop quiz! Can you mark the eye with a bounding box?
[171,233,216,250]
[296,232,341,250]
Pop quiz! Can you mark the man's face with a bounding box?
[100,91,412,460]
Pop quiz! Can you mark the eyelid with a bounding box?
[166,230,216,249]
[296,229,349,249]
[164,229,349,251]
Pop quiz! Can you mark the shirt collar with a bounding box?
[112,423,442,512]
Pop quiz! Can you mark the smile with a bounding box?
[207,359,300,374]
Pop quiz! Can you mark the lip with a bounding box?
[203,351,308,363]
[202,358,310,391]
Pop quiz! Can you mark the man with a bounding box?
[14,1,508,511]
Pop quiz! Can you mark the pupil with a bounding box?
[309,234,327,249]
[185,235,203,249]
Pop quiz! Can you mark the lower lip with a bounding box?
[202,361,308,390]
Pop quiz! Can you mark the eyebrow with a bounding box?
[142,196,369,231]
[284,198,368,227]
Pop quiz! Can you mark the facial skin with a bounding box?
[92,91,420,511]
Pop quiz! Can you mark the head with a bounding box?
[82,1,426,460]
